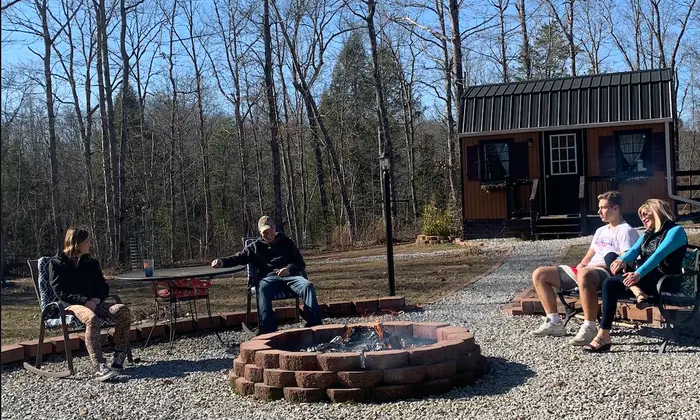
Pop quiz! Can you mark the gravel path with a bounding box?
[2,235,699,420]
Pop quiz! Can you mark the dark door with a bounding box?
[543,131,584,215]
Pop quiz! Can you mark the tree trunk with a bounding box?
[262,0,283,229]
[118,0,130,264]
[38,0,61,250]
[365,0,397,218]
[437,0,457,204]
[515,0,532,80]
[167,0,177,261]
[94,0,114,259]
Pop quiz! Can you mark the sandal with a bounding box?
[582,336,612,353]
[635,294,651,310]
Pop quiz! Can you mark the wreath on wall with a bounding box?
[480,179,533,193]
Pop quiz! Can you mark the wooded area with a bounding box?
[2,0,699,267]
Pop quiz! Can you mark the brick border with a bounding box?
[0,295,418,366]
[228,322,485,403]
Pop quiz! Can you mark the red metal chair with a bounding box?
[144,277,222,350]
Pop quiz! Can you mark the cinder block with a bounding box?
[378,296,405,311]
[19,339,54,358]
[1,345,25,364]
[49,334,81,353]
[196,314,223,330]
[220,312,247,328]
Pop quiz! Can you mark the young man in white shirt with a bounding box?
[529,191,639,345]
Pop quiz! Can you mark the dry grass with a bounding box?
[0,243,498,344]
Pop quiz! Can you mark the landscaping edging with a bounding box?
[0,296,412,365]
[415,235,456,245]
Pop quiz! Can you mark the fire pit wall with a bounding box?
[228,322,488,403]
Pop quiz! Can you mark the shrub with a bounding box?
[421,202,453,236]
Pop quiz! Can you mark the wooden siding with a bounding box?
[461,131,540,220]
[586,122,673,211]
[585,123,667,175]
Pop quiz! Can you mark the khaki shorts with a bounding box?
[556,265,610,291]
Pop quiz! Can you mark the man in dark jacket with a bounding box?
[211,216,323,333]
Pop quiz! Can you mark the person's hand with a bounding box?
[84,300,97,311]
[276,267,290,277]
[623,271,641,287]
[610,259,625,275]
[211,259,223,268]
[90,297,101,306]
[576,262,587,270]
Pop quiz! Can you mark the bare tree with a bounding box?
[542,0,577,76]
[262,0,284,228]
[515,0,532,79]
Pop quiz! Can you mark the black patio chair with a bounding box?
[557,245,700,353]
[242,237,301,334]
[23,257,135,378]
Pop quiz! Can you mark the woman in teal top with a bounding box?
[583,199,687,353]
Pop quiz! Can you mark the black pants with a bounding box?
[600,252,662,330]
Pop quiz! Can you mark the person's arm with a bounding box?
[635,226,687,277]
[579,248,596,267]
[49,261,90,305]
[618,234,644,264]
[285,240,306,276]
[220,245,252,268]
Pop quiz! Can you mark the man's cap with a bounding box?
[258,216,275,234]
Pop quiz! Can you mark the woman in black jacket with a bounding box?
[50,227,131,381]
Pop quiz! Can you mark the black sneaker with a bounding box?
[94,363,118,382]
[111,351,127,371]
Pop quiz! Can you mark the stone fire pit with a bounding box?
[227,321,488,403]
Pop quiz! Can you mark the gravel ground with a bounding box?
[2,234,699,420]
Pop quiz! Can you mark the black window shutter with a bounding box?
[650,132,666,171]
[510,141,529,179]
[466,145,480,181]
[598,135,616,176]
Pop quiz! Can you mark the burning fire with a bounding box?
[374,318,384,340]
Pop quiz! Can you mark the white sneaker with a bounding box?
[529,318,567,337]
[568,323,598,346]
[93,363,118,382]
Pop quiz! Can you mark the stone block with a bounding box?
[295,371,337,389]
[364,350,409,370]
[316,352,362,372]
[254,383,284,401]
[19,339,53,358]
[263,368,297,388]
[254,349,285,369]
[326,388,368,403]
[412,322,450,340]
[383,365,426,384]
[378,296,405,310]
[234,377,255,396]
[283,387,326,403]
[244,364,264,383]
[1,345,25,364]
[370,384,415,402]
[407,345,445,366]
[326,301,353,317]
[336,370,383,388]
[48,334,81,353]
[279,352,319,371]
[239,341,271,364]
[426,360,456,380]
[352,299,379,315]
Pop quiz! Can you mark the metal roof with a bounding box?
[460,69,674,135]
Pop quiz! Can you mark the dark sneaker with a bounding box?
[111,351,127,371]
[94,363,118,382]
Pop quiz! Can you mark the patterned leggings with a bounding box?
[66,302,131,366]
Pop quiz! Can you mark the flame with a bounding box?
[374,318,384,341]
[387,343,392,349]
[343,326,352,340]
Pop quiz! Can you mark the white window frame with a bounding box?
[549,133,578,176]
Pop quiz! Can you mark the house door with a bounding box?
[543,131,584,215]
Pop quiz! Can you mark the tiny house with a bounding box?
[459,69,682,239]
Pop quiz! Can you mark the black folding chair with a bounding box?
[23,257,134,378]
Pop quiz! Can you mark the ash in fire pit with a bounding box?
[303,321,435,365]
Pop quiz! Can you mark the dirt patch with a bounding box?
[0,246,498,344]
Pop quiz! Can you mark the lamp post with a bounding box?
[379,152,396,296]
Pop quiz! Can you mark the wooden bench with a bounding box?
[557,245,699,353]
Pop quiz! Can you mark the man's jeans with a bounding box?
[258,275,323,333]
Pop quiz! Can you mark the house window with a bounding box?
[617,132,651,173]
[549,133,577,175]
[481,141,510,181]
